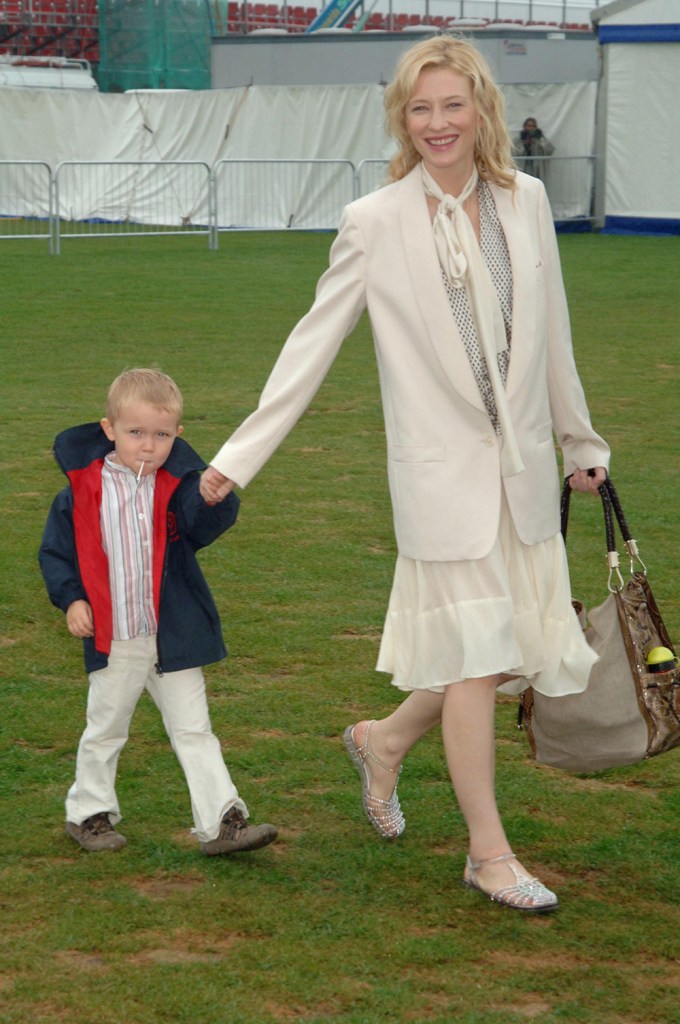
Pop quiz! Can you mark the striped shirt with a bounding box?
[100,454,157,640]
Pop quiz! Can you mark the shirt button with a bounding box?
[482,436,495,447]
[138,513,145,519]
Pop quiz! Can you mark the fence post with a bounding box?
[52,168,61,255]
[209,167,219,250]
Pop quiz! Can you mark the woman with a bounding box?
[201,35,609,914]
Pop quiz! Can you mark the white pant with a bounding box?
[65,636,247,842]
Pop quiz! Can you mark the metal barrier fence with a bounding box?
[514,154,596,222]
[356,159,390,198]
[53,161,212,255]
[1,156,597,252]
[212,159,356,235]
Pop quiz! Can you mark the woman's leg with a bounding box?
[441,675,555,905]
[441,675,508,862]
[350,688,444,802]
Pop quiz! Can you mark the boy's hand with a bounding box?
[200,466,235,505]
[66,600,94,638]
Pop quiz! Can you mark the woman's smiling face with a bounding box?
[405,66,479,190]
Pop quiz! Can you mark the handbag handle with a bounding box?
[560,474,611,544]
[561,476,646,591]
[595,479,647,577]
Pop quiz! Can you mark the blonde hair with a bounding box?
[106,368,183,424]
[384,34,515,190]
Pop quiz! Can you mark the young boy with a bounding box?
[38,368,277,856]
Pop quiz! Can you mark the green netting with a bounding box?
[98,0,210,93]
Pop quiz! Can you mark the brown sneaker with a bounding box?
[66,812,127,852]
[199,807,277,856]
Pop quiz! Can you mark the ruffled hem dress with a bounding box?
[376,181,596,698]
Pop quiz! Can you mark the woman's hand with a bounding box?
[200,466,235,504]
[569,467,607,495]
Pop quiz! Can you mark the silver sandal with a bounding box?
[343,721,405,839]
[463,851,559,914]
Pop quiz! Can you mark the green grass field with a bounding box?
[1,232,679,1024]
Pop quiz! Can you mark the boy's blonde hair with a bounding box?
[106,368,183,425]
[384,34,515,190]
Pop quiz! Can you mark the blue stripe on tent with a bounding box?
[554,219,593,234]
[603,216,680,237]
[598,24,680,44]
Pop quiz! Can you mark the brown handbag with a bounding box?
[519,478,680,771]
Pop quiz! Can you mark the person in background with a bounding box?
[39,368,278,857]
[516,116,555,180]
[200,36,608,913]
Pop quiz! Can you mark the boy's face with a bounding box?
[101,400,183,479]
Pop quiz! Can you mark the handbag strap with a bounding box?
[561,475,645,591]
[602,478,632,543]
[560,474,614,547]
[603,477,648,576]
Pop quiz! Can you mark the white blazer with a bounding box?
[212,166,610,562]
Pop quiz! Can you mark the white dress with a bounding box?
[376,183,596,698]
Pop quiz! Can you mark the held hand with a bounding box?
[569,467,607,496]
[66,600,94,638]
[200,465,235,504]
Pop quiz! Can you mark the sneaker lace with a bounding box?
[84,813,115,835]
[222,808,247,837]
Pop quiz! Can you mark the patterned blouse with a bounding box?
[441,181,513,435]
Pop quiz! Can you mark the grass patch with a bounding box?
[1,232,679,1023]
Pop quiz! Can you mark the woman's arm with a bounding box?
[206,207,368,491]
[536,183,611,477]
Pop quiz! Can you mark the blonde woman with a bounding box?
[201,35,608,913]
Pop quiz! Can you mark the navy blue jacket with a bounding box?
[38,422,240,674]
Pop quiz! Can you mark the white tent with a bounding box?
[592,0,680,234]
